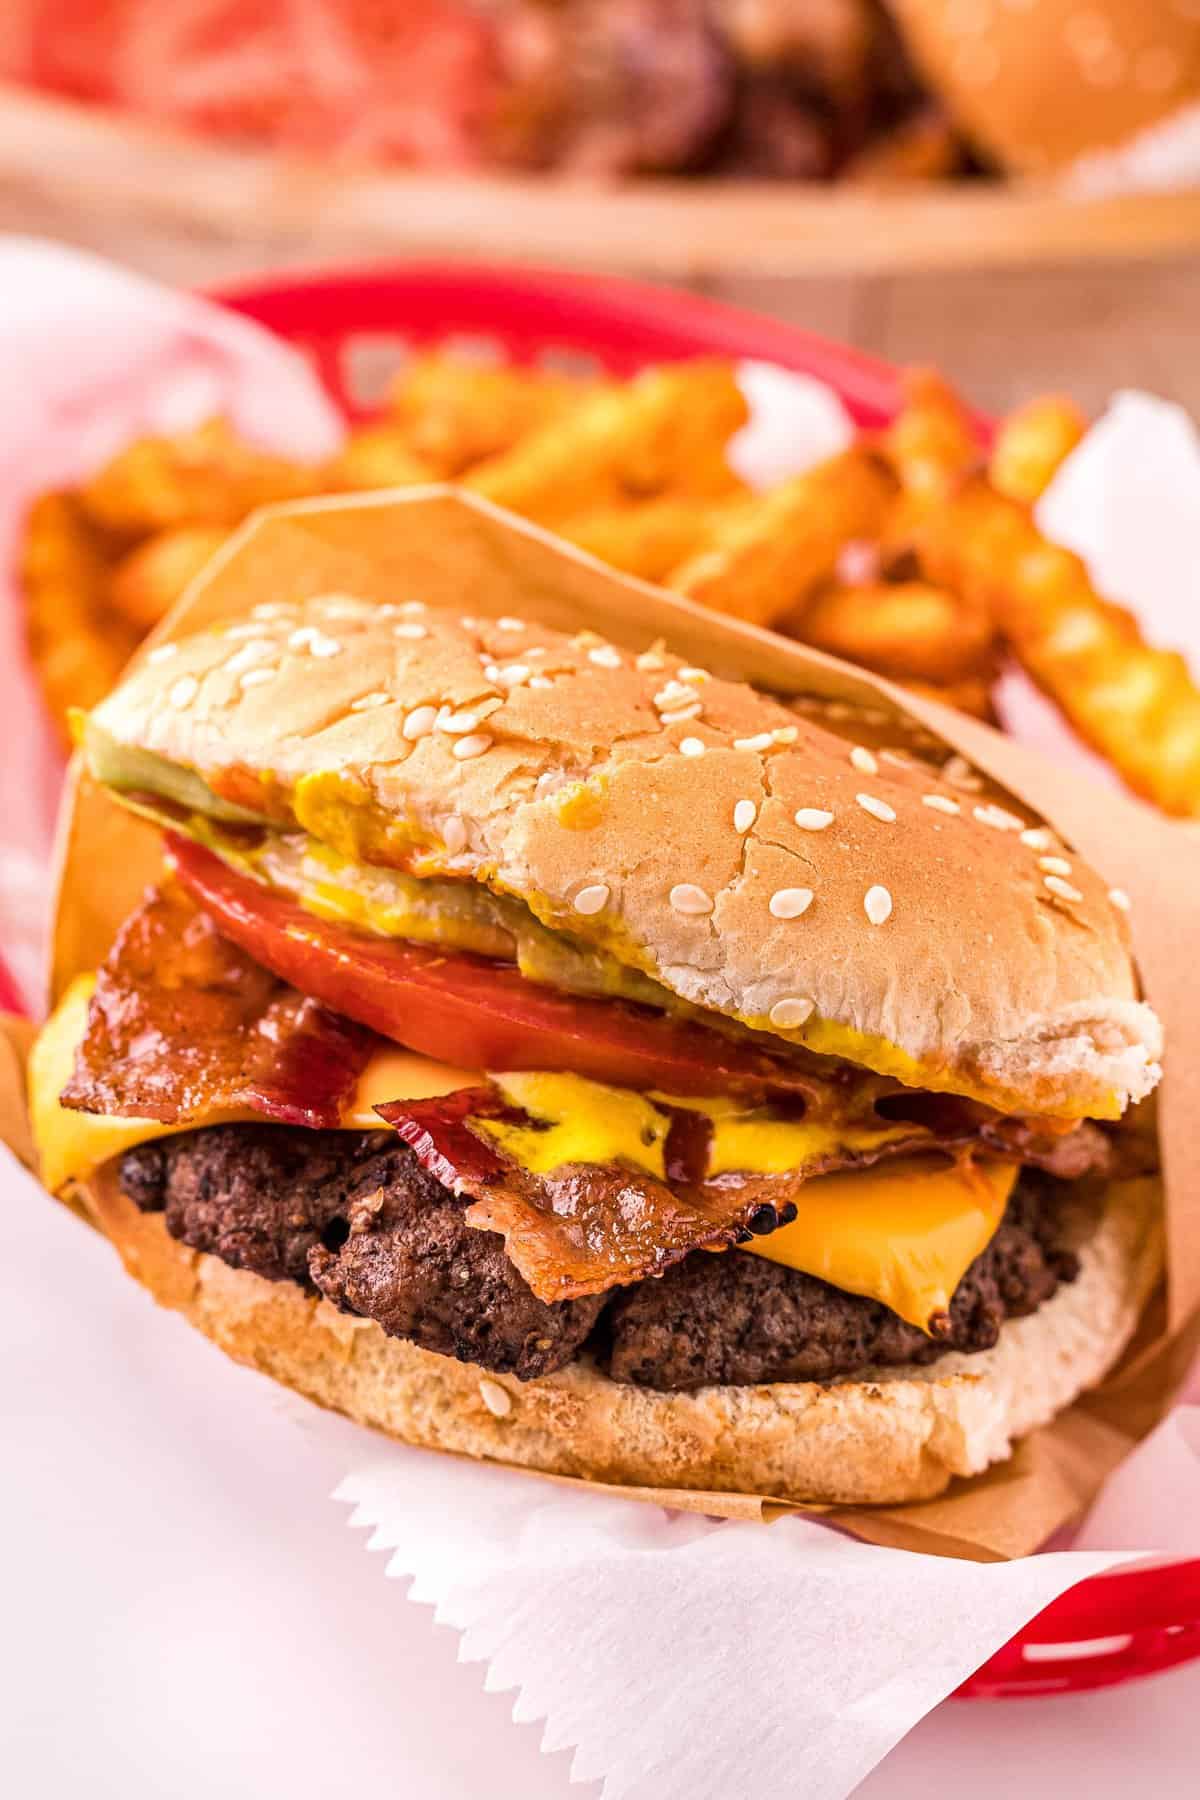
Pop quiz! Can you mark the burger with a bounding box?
[29,592,1164,1505]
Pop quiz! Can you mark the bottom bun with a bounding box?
[82,1170,1163,1507]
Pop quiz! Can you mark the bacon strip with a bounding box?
[61,884,377,1130]
[378,1087,1117,1303]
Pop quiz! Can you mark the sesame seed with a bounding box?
[769,887,814,920]
[857,793,896,824]
[225,623,263,640]
[320,597,367,619]
[879,749,912,770]
[497,664,529,687]
[393,621,427,640]
[478,1378,512,1418]
[528,675,553,690]
[525,647,546,659]
[733,799,757,834]
[669,883,713,916]
[496,615,525,632]
[1108,888,1132,912]
[1039,855,1073,877]
[770,996,814,1029]
[677,666,710,683]
[654,681,698,709]
[309,633,341,659]
[734,733,773,753]
[943,754,983,792]
[825,702,852,721]
[680,737,705,757]
[794,808,834,831]
[440,707,482,735]
[168,675,199,708]
[459,615,480,630]
[443,816,467,855]
[573,883,610,916]
[452,733,492,761]
[588,645,622,669]
[636,649,666,672]
[973,804,1015,830]
[482,662,501,680]
[1020,827,1054,850]
[351,691,389,711]
[850,746,878,775]
[288,625,320,649]
[922,794,960,816]
[238,667,276,690]
[772,726,798,745]
[147,643,178,664]
[660,704,702,725]
[1044,875,1083,903]
[402,705,438,740]
[864,884,893,926]
[400,600,426,616]
[225,639,274,674]
[252,602,291,620]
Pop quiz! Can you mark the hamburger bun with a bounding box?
[81,1165,1163,1506]
[88,597,1160,1120]
[887,0,1200,174]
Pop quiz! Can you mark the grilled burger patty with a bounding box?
[120,1125,1081,1391]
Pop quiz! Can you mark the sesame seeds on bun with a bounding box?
[87,595,1162,1121]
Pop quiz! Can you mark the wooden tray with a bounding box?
[2,79,1199,279]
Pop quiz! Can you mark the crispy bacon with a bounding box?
[377,1086,1118,1303]
[61,884,376,1130]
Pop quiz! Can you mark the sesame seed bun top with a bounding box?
[888,0,1200,174]
[87,594,1161,1121]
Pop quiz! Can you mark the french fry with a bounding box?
[560,496,732,582]
[917,477,1200,815]
[669,447,897,628]
[989,395,1088,505]
[389,354,590,475]
[790,579,997,685]
[466,361,748,525]
[332,425,437,492]
[80,418,319,536]
[880,368,979,518]
[21,493,138,737]
[109,526,230,631]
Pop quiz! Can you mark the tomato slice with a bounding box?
[167,835,817,1103]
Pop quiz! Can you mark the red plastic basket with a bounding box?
[13,260,1200,1700]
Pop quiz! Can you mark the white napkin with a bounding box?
[0,236,343,1005]
[335,1454,1149,1800]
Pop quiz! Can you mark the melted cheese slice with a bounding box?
[743,1156,1017,1330]
[31,982,1014,1332]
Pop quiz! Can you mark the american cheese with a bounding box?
[743,1155,1017,1330]
[31,984,1014,1333]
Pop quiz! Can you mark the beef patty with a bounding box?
[120,1125,1081,1391]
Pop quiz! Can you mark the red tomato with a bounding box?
[168,835,815,1103]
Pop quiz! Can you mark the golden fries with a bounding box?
[669,448,896,628]
[880,368,979,512]
[988,395,1088,505]
[109,526,231,631]
[80,418,318,535]
[18,352,1194,819]
[467,360,748,525]
[388,354,590,475]
[560,496,730,582]
[793,580,995,686]
[332,425,437,492]
[21,493,138,737]
[917,478,1200,815]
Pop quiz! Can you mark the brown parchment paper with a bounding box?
[19,487,1200,1560]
